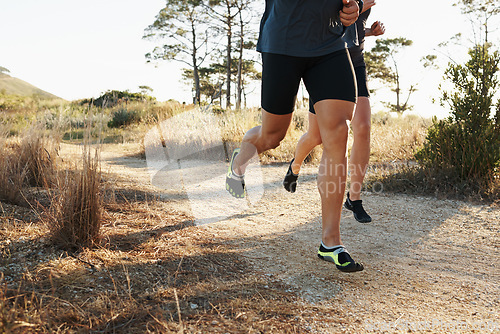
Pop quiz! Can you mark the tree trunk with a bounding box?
[193,64,201,105]
[191,20,200,104]
[225,1,232,110]
[395,63,401,113]
[236,11,244,110]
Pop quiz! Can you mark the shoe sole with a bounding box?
[318,254,364,272]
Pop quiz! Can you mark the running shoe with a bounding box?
[344,192,372,223]
[283,159,299,193]
[226,148,246,198]
[317,245,364,272]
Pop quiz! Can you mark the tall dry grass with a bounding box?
[0,126,59,206]
[0,119,103,250]
[219,107,323,164]
[143,107,428,167]
[18,128,59,188]
[48,142,102,251]
[0,135,25,205]
[369,112,429,162]
[217,109,428,164]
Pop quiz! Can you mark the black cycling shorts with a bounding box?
[261,49,356,115]
[309,64,369,114]
[355,66,369,98]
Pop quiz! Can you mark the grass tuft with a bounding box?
[0,125,59,206]
[48,147,102,251]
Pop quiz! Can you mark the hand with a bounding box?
[340,0,360,27]
[362,0,376,13]
[370,21,385,36]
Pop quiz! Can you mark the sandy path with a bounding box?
[72,143,499,333]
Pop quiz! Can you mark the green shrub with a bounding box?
[108,108,141,128]
[82,89,155,108]
[416,44,500,190]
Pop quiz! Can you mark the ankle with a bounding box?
[232,160,244,176]
[348,191,361,201]
[321,236,341,248]
[291,160,301,175]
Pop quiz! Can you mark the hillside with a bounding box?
[0,72,60,99]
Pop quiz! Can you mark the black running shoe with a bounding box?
[283,159,299,193]
[226,148,246,198]
[317,245,364,272]
[344,192,372,223]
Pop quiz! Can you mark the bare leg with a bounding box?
[232,110,293,175]
[314,99,354,247]
[348,97,371,200]
[291,113,322,174]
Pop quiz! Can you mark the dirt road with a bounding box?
[93,143,499,333]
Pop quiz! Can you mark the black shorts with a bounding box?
[355,66,369,98]
[261,50,356,115]
[309,65,369,114]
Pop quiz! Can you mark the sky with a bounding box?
[1,0,498,118]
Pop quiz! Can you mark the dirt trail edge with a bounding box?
[92,143,499,333]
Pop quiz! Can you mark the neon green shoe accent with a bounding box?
[317,248,351,267]
[226,148,246,198]
[227,148,240,177]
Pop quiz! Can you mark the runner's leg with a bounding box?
[314,99,354,247]
[291,112,322,174]
[348,97,371,200]
[232,111,293,175]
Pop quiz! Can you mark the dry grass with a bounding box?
[18,127,59,188]
[0,119,104,251]
[0,196,309,333]
[218,109,428,165]
[47,147,102,251]
[369,112,429,163]
[0,126,59,206]
[364,163,500,203]
[0,136,25,206]
[0,104,495,331]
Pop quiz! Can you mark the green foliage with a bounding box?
[81,90,155,108]
[107,108,142,128]
[456,0,500,17]
[365,37,415,114]
[416,44,500,189]
[139,85,153,95]
[182,58,260,105]
[143,0,211,104]
[365,38,413,83]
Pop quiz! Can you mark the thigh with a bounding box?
[261,109,293,141]
[261,53,305,115]
[303,49,357,106]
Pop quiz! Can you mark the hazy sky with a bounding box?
[1,0,497,118]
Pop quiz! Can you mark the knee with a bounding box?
[322,121,349,148]
[333,121,350,140]
[352,120,371,140]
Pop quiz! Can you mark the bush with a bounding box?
[82,90,156,108]
[416,44,500,191]
[108,108,141,128]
